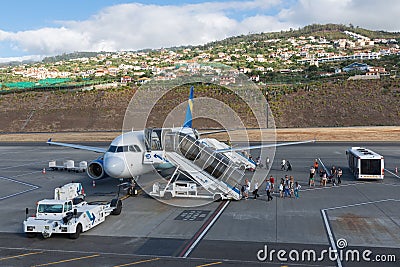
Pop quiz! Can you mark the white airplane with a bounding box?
[47,86,315,180]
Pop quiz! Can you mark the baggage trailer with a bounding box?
[23,183,121,239]
[49,160,87,173]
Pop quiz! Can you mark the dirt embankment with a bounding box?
[1,126,399,142]
[1,80,400,142]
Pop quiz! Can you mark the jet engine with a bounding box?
[87,157,108,180]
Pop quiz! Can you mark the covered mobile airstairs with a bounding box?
[148,129,244,201]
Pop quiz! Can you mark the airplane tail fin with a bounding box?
[182,86,194,128]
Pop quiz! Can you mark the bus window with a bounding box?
[361,159,381,175]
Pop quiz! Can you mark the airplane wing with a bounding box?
[47,139,107,153]
[215,140,315,153]
[199,129,230,136]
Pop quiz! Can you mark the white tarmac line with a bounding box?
[183,201,230,258]
[321,209,342,267]
[385,169,400,179]
[0,175,39,200]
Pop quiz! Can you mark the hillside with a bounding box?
[270,79,400,127]
[1,79,399,133]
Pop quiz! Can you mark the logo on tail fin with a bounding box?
[183,86,194,128]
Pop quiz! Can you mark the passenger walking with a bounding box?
[243,179,250,199]
[321,171,327,187]
[337,167,342,184]
[269,175,275,193]
[309,166,316,187]
[281,159,286,171]
[331,166,337,186]
[314,159,319,175]
[279,181,284,198]
[253,182,260,199]
[256,157,263,168]
[286,160,292,171]
[265,178,273,201]
[289,176,295,197]
[284,176,290,198]
[294,182,301,198]
[246,179,251,199]
[265,157,270,169]
[331,165,337,186]
[319,168,325,185]
[314,159,319,173]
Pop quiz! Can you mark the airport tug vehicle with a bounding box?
[23,183,122,239]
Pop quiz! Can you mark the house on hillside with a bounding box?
[342,62,369,72]
[120,76,132,84]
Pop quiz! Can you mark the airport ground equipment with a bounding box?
[23,183,122,239]
[150,131,243,201]
[346,147,384,179]
[49,160,87,172]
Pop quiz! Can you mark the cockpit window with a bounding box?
[108,145,142,153]
[107,145,117,152]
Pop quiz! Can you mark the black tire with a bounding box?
[110,199,122,215]
[26,232,36,238]
[213,194,222,202]
[164,192,172,200]
[69,224,82,239]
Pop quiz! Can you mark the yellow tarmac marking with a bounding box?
[0,251,43,261]
[120,195,130,200]
[196,261,222,267]
[31,254,99,267]
[113,257,160,267]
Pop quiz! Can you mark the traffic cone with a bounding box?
[42,168,46,174]
[92,180,96,188]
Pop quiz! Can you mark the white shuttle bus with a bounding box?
[346,147,384,180]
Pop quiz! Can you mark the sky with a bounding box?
[0,0,399,63]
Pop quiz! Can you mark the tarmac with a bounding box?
[0,141,399,267]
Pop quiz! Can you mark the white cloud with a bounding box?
[279,0,400,31]
[0,55,43,63]
[0,0,398,61]
[0,1,292,58]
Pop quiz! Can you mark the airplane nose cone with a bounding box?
[104,156,125,178]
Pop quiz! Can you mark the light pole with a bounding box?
[265,91,269,128]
